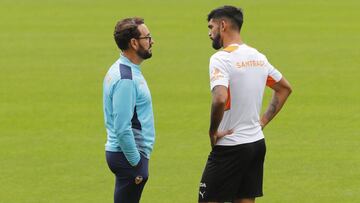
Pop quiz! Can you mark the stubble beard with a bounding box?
[212,32,222,50]
[137,44,152,60]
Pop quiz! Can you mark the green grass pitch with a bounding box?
[0,0,359,202]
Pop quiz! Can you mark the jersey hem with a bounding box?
[215,135,264,146]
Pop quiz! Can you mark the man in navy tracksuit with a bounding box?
[103,17,155,203]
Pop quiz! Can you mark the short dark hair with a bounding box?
[207,6,243,31]
[114,17,144,51]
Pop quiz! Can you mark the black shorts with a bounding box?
[198,139,266,202]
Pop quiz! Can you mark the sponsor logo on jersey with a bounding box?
[236,60,265,69]
[210,68,224,82]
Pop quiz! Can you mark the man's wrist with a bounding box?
[260,117,268,128]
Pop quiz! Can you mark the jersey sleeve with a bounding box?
[265,57,283,87]
[112,80,140,166]
[209,54,230,90]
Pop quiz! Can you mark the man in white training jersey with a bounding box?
[198,5,292,203]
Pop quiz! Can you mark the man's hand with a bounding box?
[210,129,233,148]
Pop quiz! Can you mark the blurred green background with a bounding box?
[1,0,359,202]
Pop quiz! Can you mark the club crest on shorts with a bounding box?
[135,176,143,185]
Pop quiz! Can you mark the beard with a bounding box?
[136,44,152,59]
[211,32,222,50]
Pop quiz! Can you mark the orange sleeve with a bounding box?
[266,76,276,87]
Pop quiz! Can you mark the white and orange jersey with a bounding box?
[209,44,282,145]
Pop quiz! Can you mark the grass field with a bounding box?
[1,0,360,202]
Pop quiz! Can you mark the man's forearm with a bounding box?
[261,89,291,128]
[209,85,228,147]
[209,101,225,147]
[118,130,141,166]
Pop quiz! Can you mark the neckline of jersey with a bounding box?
[225,43,246,48]
[119,54,141,72]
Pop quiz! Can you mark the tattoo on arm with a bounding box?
[261,77,292,129]
[264,95,279,121]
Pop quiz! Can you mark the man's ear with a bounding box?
[130,38,138,50]
[220,20,226,32]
